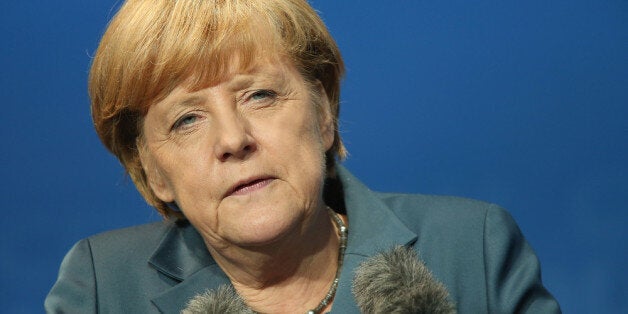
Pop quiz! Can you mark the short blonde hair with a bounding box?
[90,0,345,218]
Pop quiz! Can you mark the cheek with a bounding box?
[260,107,326,158]
[264,111,327,182]
[167,168,225,232]
[152,142,223,205]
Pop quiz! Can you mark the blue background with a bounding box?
[1,1,626,313]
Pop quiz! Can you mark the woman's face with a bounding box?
[139,56,334,249]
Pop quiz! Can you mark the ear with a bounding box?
[315,81,335,151]
[138,141,176,203]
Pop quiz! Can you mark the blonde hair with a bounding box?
[89,0,345,218]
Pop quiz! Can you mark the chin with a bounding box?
[221,206,304,247]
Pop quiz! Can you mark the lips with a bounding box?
[227,176,275,196]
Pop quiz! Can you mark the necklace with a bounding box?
[306,207,348,314]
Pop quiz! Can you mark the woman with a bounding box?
[46,0,560,313]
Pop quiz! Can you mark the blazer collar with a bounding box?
[336,165,418,256]
[149,220,213,280]
[148,220,231,312]
[333,166,418,313]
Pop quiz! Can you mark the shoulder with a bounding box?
[46,220,180,313]
[377,192,493,211]
[81,220,175,278]
[89,219,173,242]
[86,220,173,252]
[374,192,501,234]
[374,192,526,256]
[45,222,173,313]
[373,192,522,261]
[63,220,175,274]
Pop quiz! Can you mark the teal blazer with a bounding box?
[46,167,560,313]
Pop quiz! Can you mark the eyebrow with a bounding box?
[227,75,256,91]
[227,66,289,91]
[160,95,205,123]
[170,95,204,109]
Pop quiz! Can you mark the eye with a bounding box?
[249,89,277,102]
[172,114,199,130]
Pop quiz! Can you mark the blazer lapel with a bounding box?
[332,166,418,313]
[336,166,418,257]
[148,220,231,313]
[151,265,231,313]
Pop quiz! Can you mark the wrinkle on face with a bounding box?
[138,54,335,249]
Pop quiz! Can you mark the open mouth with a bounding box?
[229,177,274,196]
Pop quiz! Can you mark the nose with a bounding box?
[214,110,256,162]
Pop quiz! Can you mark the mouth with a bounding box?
[227,176,275,197]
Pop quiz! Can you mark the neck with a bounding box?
[205,205,341,313]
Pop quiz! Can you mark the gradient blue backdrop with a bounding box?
[1,1,626,313]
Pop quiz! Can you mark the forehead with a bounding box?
[154,55,306,111]
[182,53,301,92]
[141,20,289,112]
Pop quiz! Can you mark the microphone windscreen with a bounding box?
[181,285,254,314]
[352,245,456,314]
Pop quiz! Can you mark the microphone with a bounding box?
[181,285,253,314]
[352,245,456,313]
[182,246,456,313]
